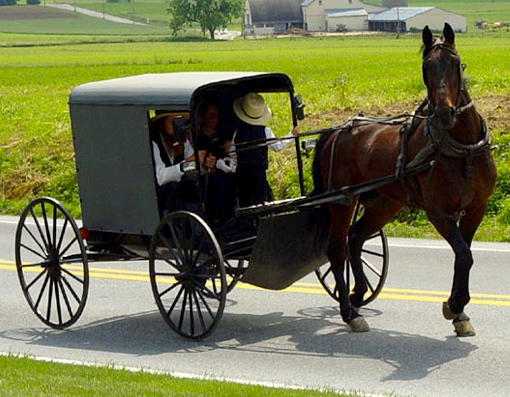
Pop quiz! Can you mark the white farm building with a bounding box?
[368,7,467,33]
[243,0,467,35]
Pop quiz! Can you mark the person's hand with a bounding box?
[204,153,216,169]
[291,125,300,135]
[197,150,207,164]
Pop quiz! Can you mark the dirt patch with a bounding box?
[305,94,510,135]
[0,6,79,20]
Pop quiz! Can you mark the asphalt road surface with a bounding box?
[1,215,509,396]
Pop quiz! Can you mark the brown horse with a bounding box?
[312,24,496,336]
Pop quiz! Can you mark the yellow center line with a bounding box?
[2,260,510,306]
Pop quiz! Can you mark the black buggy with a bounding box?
[15,72,389,339]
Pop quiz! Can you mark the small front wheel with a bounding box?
[15,197,89,328]
[149,211,227,340]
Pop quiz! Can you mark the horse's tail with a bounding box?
[311,131,333,196]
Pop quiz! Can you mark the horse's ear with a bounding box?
[443,23,455,46]
[422,25,433,49]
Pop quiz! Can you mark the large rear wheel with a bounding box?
[149,211,227,340]
[15,197,89,328]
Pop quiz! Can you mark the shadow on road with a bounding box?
[1,301,476,382]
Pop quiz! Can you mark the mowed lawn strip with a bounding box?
[0,355,358,397]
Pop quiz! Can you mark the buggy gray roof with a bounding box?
[69,72,295,107]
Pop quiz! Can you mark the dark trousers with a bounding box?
[236,165,272,208]
[157,177,200,217]
[203,170,236,225]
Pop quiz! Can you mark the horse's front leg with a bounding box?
[428,214,475,337]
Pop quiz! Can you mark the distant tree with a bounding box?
[168,0,244,40]
[0,0,17,5]
[26,0,41,4]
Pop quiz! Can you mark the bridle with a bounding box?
[421,43,474,118]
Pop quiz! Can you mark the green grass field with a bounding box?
[0,354,355,396]
[1,3,510,241]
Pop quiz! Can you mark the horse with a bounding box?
[312,23,496,337]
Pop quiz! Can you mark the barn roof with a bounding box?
[368,7,435,21]
[248,0,304,24]
[326,8,368,18]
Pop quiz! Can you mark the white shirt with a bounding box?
[153,139,194,186]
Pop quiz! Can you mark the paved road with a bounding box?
[1,215,510,396]
[44,3,145,25]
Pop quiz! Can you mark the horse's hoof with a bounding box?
[348,316,370,332]
[442,301,456,320]
[454,320,476,337]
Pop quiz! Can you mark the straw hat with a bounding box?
[149,111,190,125]
[233,93,271,126]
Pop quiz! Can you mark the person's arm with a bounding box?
[153,142,184,186]
[266,126,298,152]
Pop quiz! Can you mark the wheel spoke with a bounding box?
[30,207,49,254]
[166,285,185,318]
[59,236,78,258]
[61,267,85,284]
[154,246,181,270]
[365,276,376,294]
[24,267,48,291]
[60,274,82,304]
[40,202,53,249]
[361,248,384,258]
[168,223,186,265]
[366,231,382,241]
[188,288,195,336]
[196,288,215,318]
[22,224,47,255]
[57,277,75,320]
[20,243,48,261]
[20,260,50,269]
[158,281,181,299]
[194,280,221,300]
[52,205,58,252]
[34,272,51,311]
[192,289,207,334]
[191,234,208,268]
[361,257,382,277]
[46,278,54,322]
[54,276,63,326]
[56,217,69,253]
[178,289,189,330]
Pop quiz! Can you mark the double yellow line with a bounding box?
[2,259,510,307]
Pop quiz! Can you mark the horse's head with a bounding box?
[422,23,464,129]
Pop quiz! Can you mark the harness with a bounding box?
[399,43,493,221]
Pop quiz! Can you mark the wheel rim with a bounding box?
[149,211,226,340]
[15,197,89,328]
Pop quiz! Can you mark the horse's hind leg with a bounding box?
[348,196,402,308]
[327,203,369,332]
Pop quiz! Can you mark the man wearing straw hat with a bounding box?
[232,92,299,207]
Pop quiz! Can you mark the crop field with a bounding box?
[1,3,510,240]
